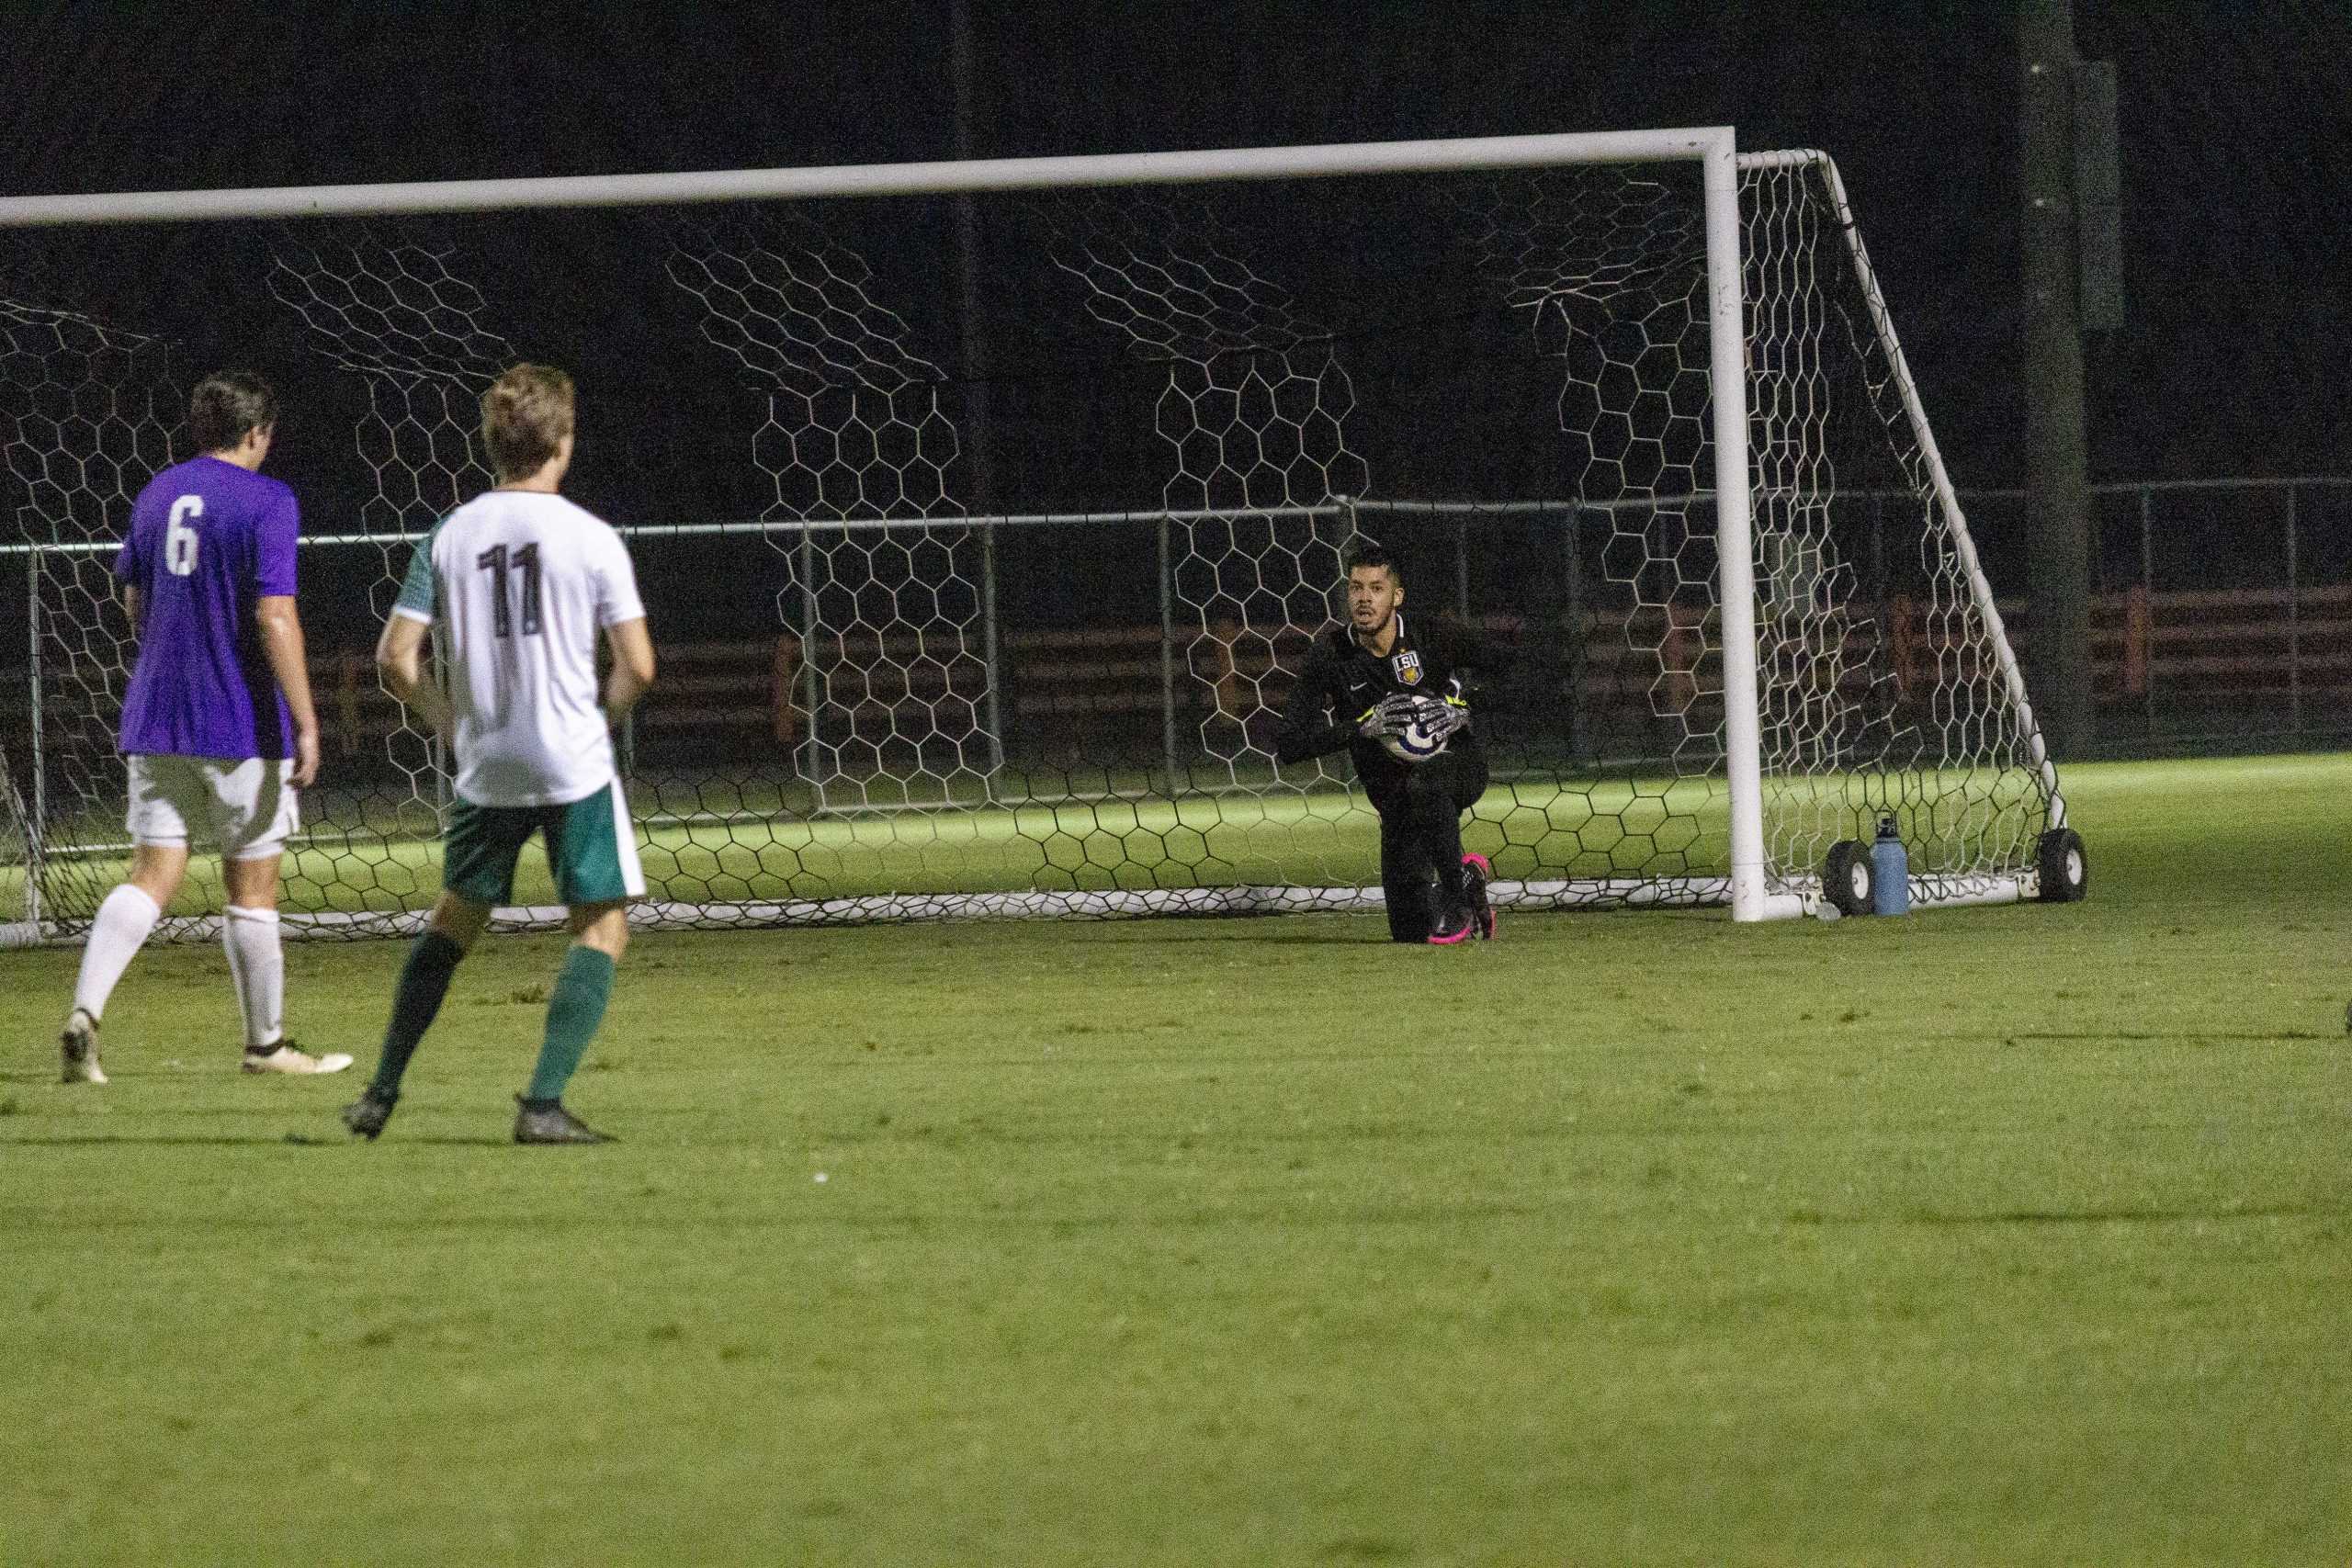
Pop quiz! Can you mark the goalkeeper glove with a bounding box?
[1365,692,1423,737]
[1418,694,1469,741]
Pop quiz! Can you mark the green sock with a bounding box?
[526,945,616,1102]
[369,931,465,1100]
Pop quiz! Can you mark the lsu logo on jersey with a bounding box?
[1390,649,1423,686]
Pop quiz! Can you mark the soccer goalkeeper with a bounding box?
[1275,541,1510,944]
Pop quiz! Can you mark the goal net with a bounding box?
[0,130,2063,938]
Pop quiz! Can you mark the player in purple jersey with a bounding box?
[59,371,351,1083]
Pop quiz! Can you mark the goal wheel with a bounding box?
[1822,839,1874,916]
[2035,827,2087,902]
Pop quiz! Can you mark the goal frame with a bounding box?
[0,127,2064,926]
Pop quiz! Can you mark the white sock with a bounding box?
[221,904,286,1050]
[73,884,162,1021]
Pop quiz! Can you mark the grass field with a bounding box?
[4,753,2347,1565]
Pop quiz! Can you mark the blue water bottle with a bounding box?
[1871,815,1910,916]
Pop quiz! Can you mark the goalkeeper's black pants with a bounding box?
[1374,747,1490,943]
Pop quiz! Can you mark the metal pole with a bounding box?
[1158,513,1179,795]
[26,551,43,929]
[1455,512,1471,620]
[2139,486,2154,737]
[1564,507,1585,762]
[979,525,1005,794]
[1869,492,1886,616]
[1700,131,1776,919]
[2285,484,2301,738]
[799,516,823,807]
[952,0,1005,798]
[2018,0,2095,760]
[0,128,1750,230]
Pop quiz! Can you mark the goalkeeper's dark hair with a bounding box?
[189,371,277,454]
[1341,539,1401,581]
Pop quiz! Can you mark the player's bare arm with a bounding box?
[256,593,321,787]
[601,615,656,731]
[375,611,452,739]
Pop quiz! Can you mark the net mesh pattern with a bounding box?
[1742,163,2049,891]
[1466,164,2051,902]
[1469,171,1725,896]
[264,232,514,931]
[0,730,32,937]
[668,216,991,812]
[0,296,181,930]
[1040,193,1368,893]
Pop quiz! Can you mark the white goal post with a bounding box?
[0,128,2069,933]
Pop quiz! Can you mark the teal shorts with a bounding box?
[444,781,646,908]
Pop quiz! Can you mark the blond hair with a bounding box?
[480,364,575,481]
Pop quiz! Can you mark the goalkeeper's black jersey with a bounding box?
[1274,614,1507,806]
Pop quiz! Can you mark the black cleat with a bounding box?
[341,1089,397,1140]
[1461,852,1498,941]
[513,1096,613,1145]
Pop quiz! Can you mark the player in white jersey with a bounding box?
[342,364,656,1145]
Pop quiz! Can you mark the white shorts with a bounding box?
[125,755,300,862]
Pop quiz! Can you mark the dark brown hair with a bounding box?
[189,370,277,453]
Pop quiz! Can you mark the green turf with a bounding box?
[3,754,2346,1564]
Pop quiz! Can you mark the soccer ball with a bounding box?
[1377,701,1452,764]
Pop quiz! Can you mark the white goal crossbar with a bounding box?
[0,130,1735,225]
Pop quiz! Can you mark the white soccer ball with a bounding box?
[1378,705,1452,764]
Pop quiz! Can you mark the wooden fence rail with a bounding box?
[290,581,2351,759]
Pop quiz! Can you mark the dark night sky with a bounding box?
[3,0,2346,632]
